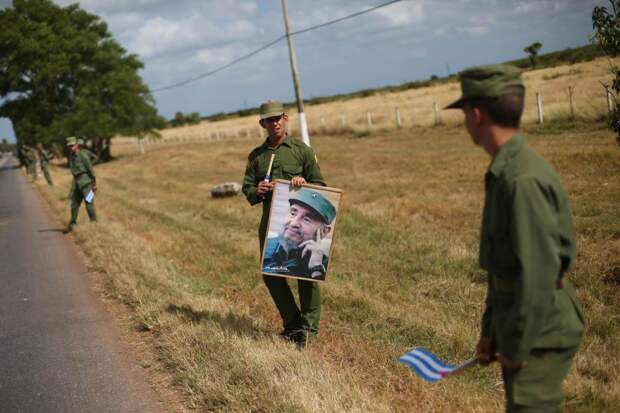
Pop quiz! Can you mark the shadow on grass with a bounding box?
[166,303,267,339]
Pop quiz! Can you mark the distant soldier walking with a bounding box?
[78,137,97,163]
[242,100,326,349]
[23,145,38,182]
[445,65,584,412]
[64,136,97,233]
[37,143,54,186]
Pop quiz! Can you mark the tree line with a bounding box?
[0,0,165,163]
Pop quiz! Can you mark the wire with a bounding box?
[151,35,285,92]
[151,0,405,93]
[291,0,403,36]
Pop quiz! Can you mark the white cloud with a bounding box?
[376,1,424,27]
[513,0,551,16]
[128,14,256,59]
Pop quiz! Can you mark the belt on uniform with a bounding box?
[493,277,564,292]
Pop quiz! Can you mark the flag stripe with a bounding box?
[409,348,455,372]
[399,355,443,382]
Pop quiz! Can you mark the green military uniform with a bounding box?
[38,146,54,186]
[447,66,584,412]
[66,136,97,230]
[242,101,326,341]
[78,138,97,163]
[23,145,38,182]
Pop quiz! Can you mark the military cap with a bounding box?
[66,136,78,146]
[445,64,524,109]
[259,100,285,120]
[289,188,336,225]
[77,138,85,145]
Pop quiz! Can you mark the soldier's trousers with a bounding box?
[259,224,321,335]
[40,162,53,186]
[27,162,36,182]
[70,183,96,224]
[502,346,579,413]
[262,275,321,335]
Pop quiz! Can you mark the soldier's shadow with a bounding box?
[166,303,267,339]
[38,228,66,233]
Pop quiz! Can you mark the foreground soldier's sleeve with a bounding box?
[499,177,561,364]
[242,153,260,205]
[481,282,493,339]
[302,146,326,186]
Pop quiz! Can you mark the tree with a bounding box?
[0,0,165,162]
[593,0,620,146]
[524,42,543,69]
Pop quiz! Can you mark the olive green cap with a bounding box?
[445,64,524,109]
[259,100,285,119]
[66,136,78,146]
[289,188,336,225]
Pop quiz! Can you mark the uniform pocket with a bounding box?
[281,163,302,179]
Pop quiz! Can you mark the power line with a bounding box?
[151,0,404,93]
[291,0,403,36]
[151,35,285,92]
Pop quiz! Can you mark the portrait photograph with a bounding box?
[261,179,343,282]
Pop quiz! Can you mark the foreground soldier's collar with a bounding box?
[262,135,294,148]
[487,132,525,177]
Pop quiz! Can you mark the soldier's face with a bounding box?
[280,203,324,248]
[260,113,288,139]
[69,144,78,153]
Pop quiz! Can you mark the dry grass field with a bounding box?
[36,116,619,412]
[113,57,619,149]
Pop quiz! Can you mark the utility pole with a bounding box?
[281,0,310,146]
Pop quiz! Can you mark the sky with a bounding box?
[0,0,607,142]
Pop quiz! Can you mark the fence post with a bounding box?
[433,102,441,126]
[367,111,373,129]
[567,86,575,120]
[395,107,402,128]
[607,87,614,113]
[341,115,346,129]
[138,138,145,154]
[320,115,325,129]
[536,92,544,124]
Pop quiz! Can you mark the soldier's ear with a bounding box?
[259,119,265,128]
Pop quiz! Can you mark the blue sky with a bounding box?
[0,0,605,142]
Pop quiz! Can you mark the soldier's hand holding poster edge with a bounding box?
[261,179,342,282]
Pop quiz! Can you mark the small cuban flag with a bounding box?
[399,347,478,383]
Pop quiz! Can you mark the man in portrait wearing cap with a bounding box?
[262,188,336,280]
[242,100,326,349]
[446,65,584,412]
[63,136,97,233]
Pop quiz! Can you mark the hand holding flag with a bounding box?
[399,347,478,383]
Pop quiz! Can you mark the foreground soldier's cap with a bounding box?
[66,136,78,146]
[289,188,336,225]
[445,64,524,109]
[259,100,285,120]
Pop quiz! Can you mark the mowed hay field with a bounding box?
[115,57,620,147]
[38,120,619,412]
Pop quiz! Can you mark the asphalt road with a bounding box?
[0,155,166,413]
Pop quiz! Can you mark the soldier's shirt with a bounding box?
[242,136,326,242]
[479,132,584,365]
[70,150,96,189]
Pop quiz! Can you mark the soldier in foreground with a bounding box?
[445,65,584,412]
[242,100,326,349]
[37,143,54,186]
[64,136,97,233]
